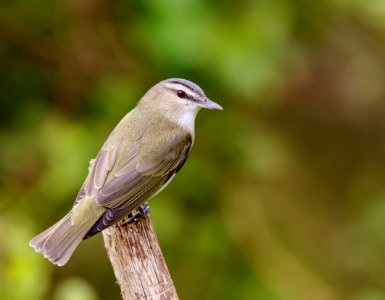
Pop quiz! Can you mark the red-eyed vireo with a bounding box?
[29,78,222,266]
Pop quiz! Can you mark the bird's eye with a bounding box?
[177,90,186,98]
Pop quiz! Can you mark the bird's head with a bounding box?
[138,78,222,133]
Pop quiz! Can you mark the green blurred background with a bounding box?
[1,0,385,299]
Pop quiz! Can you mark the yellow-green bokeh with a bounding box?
[1,0,385,299]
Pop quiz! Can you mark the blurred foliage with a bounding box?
[1,0,385,299]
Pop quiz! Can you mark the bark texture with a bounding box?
[102,216,178,300]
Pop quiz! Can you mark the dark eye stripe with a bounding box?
[166,79,204,97]
[179,90,196,101]
[163,81,203,102]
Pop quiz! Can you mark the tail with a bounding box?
[29,211,95,266]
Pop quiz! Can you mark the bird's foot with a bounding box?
[122,202,151,225]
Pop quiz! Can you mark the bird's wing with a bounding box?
[72,142,120,207]
[83,134,192,237]
[73,159,95,206]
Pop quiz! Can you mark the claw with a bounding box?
[121,202,151,226]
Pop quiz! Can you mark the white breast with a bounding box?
[175,106,199,134]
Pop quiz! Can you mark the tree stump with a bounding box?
[102,216,178,300]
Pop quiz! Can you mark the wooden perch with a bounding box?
[102,216,179,300]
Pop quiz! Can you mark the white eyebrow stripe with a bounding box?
[163,82,201,99]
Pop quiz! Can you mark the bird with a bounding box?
[29,78,222,266]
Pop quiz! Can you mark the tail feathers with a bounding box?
[29,211,94,266]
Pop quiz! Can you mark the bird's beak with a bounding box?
[199,97,223,111]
